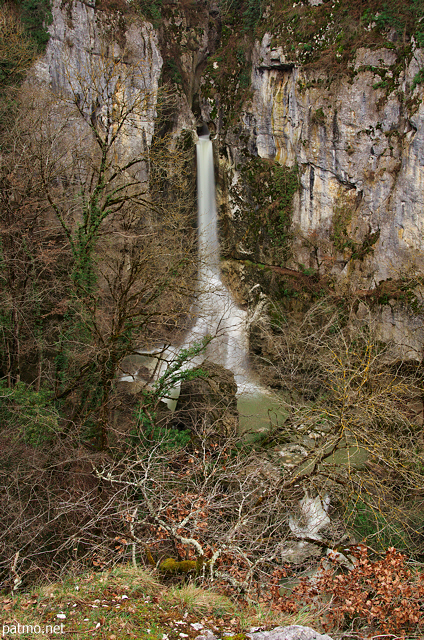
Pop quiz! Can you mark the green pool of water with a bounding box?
[237,390,288,435]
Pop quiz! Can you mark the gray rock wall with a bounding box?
[36,3,424,289]
[243,34,424,289]
[32,2,424,357]
[34,0,162,153]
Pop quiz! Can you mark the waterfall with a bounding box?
[196,135,220,276]
[120,132,259,398]
[187,133,255,392]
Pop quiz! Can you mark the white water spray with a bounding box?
[179,133,257,393]
[120,132,259,397]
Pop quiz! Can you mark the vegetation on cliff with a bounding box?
[1,0,51,52]
[264,0,424,70]
[229,158,299,265]
[1,5,424,640]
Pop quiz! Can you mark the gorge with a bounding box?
[2,0,424,618]
[32,0,424,363]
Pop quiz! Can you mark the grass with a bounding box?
[0,565,307,640]
[163,585,236,617]
[245,604,319,630]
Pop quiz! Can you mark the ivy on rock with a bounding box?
[230,156,299,266]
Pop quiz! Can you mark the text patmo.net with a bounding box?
[2,623,64,635]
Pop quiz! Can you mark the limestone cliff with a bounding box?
[34,0,424,358]
[220,34,424,291]
[200,17,424,359]
[34,0,163,154]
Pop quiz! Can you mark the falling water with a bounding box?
[120,131,260,397]
[187,133,255,392]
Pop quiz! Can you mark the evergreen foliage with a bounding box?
[0,381,59,446]
[242,0,262,32]
[135,338,210,451]
[230,157,299,265]
[134,0,162,26]
[18,0,52,51]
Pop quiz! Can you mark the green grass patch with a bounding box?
[1,565,306,639]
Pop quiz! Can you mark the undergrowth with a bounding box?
[0,566,309,639]
[3,549,424,639]
[275,545,424,637]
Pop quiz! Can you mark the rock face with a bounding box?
[195,627,334,640]
[34,2,424,356]
[243,35,424,289]
[34,0,162,155]
[214,37,424,358]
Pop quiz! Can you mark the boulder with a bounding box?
[247,627,334,640]
[173,362,238,437]
[195,627,334,640]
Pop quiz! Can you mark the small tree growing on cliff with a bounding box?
[0,3,36,93]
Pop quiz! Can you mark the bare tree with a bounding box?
[253,297,424,551]
[3,43,197,446]
[2,298,423,592]
[0,102,64,389]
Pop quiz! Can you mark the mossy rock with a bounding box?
[173,361,238,436]
[159,557,204,574]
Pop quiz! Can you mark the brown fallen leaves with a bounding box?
[275,544,424,636]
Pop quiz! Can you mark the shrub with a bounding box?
[0,381,59,446]
[19,0,52,52]
[278,545,424,636]
[242,0,262,32]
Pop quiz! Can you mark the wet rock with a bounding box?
[275,443,309,470]
[279,540,323,566]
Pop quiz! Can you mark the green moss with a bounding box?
[177,129,195,152]
[299,263,317,277]
[268,164,299,252]
[159,557,204,574]
[230,157,299,266]
[351,229,380,260]
[279,284,298,299]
